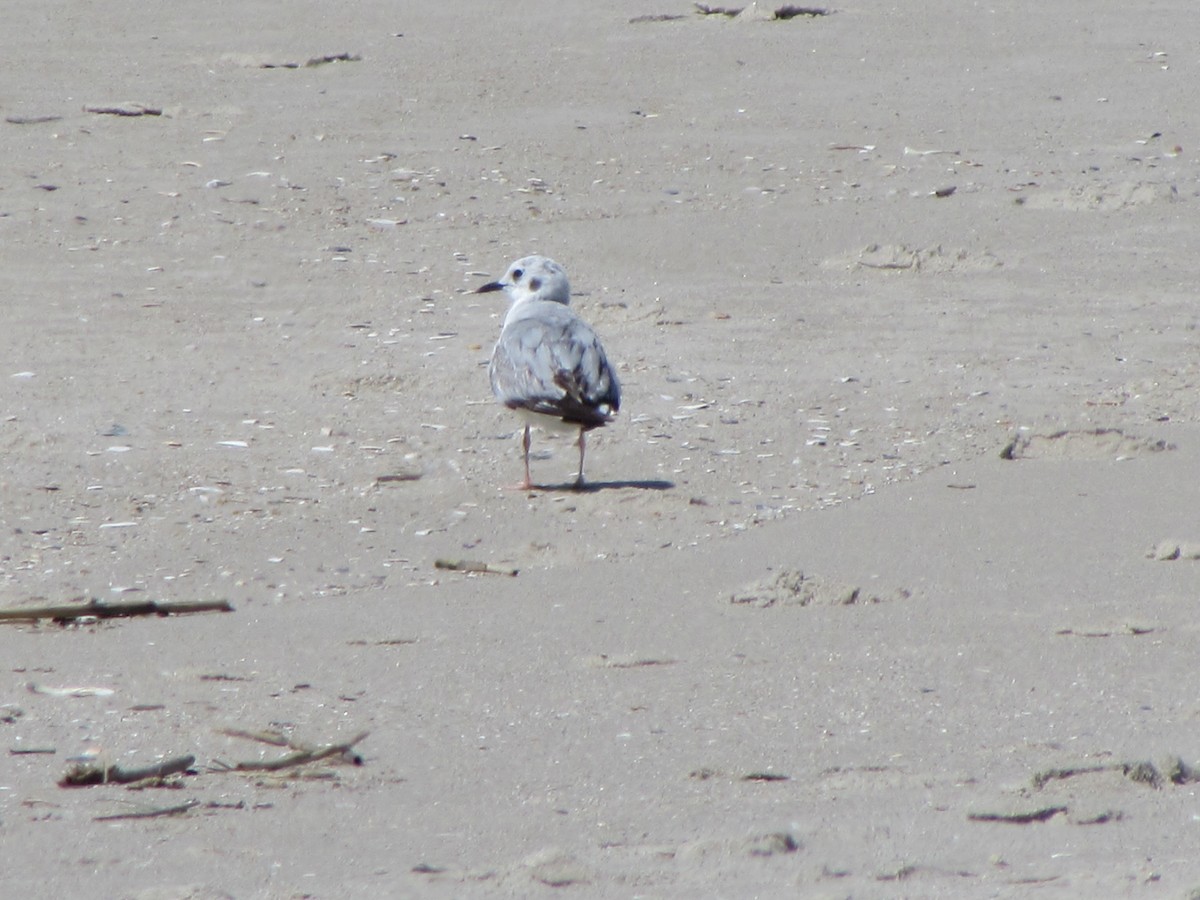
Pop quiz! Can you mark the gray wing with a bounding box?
[489,305,620,429]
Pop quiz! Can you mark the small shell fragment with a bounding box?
[27,683,116,698]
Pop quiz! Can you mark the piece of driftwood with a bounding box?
[306,52,361,67]
[61,754,196,787]
[968,806,1067,824]
[217,726,290,747]
[6,115,63,125]
[27,683,114,697]
[1031,759,1198,790]
[83,103,162,117]
[774,5,828,17]
[223,731,369,772]
[0,598,233,623]
[694,3,827,16]
[95,799,199,821]
[434,558,518,577]
[259,52,361,69]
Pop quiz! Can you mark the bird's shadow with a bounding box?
[527,478,675,494]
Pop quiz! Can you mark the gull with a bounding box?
[476,256,620,489]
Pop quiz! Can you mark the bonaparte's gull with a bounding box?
[476,256,620,489]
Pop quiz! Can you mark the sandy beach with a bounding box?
[3,2,1200,896]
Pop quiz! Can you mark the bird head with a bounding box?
[475,256,571,306]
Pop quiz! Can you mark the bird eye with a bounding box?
[511,268,523,280]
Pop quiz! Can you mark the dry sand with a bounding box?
[3,1,1200,897]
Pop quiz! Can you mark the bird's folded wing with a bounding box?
[490,315,620,427]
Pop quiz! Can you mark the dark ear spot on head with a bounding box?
[529,277,542,292]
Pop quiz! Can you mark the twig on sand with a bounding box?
[1030,759,1197,790]
[305,52,361,67]
[95,799,200,821]
[259,52,361,69]
[967,806,1067,824]
[693,3,828,17]
[217,731,369,772]
[774,5,828,17]
[216,727,290,747]
[83,103,162,117]
[5,114,63,125]
[0,598,233,623]
[61,754,196,787]
[434,558,519,577]
[1031,763,1120,789]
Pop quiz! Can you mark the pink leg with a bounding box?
[522,425,533,488]
[574,429,586,488]
[499,429,532,494]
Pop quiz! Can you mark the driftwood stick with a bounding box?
[216,726,290,747]
[967,805,1067,824]
[231,731,369,772]
[305,52,361,67]
[6,114,64,125]
[60,754,196,787]
[83,103,162,117]
[95,799,200,821]
[434,559,518,577]
[0,598,233,623]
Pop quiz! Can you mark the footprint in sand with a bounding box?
[1016,179,1179,211]
[831,243,1002,273]
[1147,540,1200,561]
[730,568,910,609]
[999,428,1172,461]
